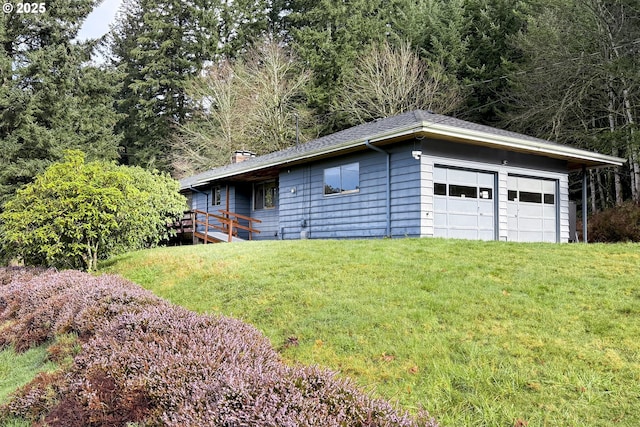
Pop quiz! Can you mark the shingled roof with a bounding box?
[180,110,624,190]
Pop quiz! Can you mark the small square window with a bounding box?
[508,190,517,201]
[544,193,555,204]
[479,187,493,199]
[434,183,447,196]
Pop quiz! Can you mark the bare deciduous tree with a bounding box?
[171,39,316,177]
[336,40,463,125]
[506,0,640,208]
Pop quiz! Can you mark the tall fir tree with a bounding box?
[458,0,530,123]
[286,0,410,133]
[110,0,212,170]
[0,0,121,206]
[110,0,287,171]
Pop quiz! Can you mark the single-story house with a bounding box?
[179,110,624,243]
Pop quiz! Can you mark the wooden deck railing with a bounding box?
[193,209,262,243]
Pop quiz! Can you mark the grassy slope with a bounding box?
[0,345,54,405]
[100,239,640,427]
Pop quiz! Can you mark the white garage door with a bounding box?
[507,176,557,242]
[433,166,496,240]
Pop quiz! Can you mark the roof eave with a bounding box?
[182,121,625,190]
[416,122,626,167]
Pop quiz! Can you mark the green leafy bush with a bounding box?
[0,151,186,270]
[587,201,640,242]
[0,268,438,426]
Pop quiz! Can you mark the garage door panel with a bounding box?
[519,231,545,242]
[448,229,478,239]
[448,168,478,183]
[449,214,480,227]
[478,173,494,187]
[478,200,494,214]
[542,180,555,193]
[434,167,447,182]
[478,215,494,229]
[447,198,477,211]
[518,204,543,217]
[518,217,544,229]
[478,230,495,240]
[434,214,447,227]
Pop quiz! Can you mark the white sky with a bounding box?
[76,0,123,41]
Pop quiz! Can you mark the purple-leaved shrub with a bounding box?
[0,267,438,426]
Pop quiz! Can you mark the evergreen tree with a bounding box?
[110,0,215,170]
[0,0,121,206]
[286,0,409,132]
[110,0,287,171]
[458,0,530,123]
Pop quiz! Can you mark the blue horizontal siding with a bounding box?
[280,142,422,240]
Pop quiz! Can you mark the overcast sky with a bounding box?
[76,0,123,41]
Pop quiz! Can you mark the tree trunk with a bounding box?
[595,0,639,202]
[92,243,99,272]
[630,149,640,202]
[596,170,607,209]
[589,170,597,213]
[608,80,623,205]
[622,88,640,201]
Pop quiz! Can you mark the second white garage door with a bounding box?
[433,166,496,240]
[507,175,558,242]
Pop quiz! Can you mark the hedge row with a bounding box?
[0,268,438,426]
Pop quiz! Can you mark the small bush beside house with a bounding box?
[0,151,186,271]
[0,267,438,426]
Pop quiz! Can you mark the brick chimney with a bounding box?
[231,150,256,164]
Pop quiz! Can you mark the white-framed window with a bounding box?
[254,181,278,210]
[324,162,360,195]
[212,186,221,206]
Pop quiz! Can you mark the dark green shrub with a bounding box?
[0,151,186,271]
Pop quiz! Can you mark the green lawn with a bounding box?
[101,239,639,426]
[0,345,55,406]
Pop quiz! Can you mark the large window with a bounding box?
[254,181,278,210]
[324,163,360,195]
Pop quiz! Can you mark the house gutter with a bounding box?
[365,140,391,238]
